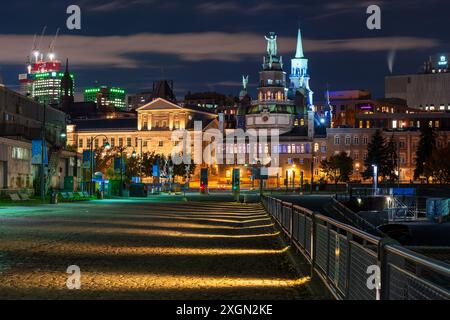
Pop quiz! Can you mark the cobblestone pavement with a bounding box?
[0,200,313,299]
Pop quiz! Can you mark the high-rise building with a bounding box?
[84,86,127,110]
[18,57,74,105]
[385,54,450,111]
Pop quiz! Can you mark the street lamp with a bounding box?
[372,164,378,195]
[89,135,110,196]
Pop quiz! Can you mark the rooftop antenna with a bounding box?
[48,28,60,62]
[35,26,47,63]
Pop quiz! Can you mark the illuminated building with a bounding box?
[289,28,314,109]
[32,71,75,105]
[246,32,298,134]
[84,86,127,111]
[386,54,450,111]
[18,56,74,105]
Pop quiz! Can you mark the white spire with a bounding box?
[295,28,304,58]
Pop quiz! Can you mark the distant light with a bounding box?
[320,118,325,124]
[49,53,55,61]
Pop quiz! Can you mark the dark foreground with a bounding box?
[0,199,314,299]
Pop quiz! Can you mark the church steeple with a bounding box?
[295,28,304,58]
[289,28,314,109]
[60,58,74,111]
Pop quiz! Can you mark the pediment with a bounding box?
[136,98,183,112]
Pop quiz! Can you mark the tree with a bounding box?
[321,152,354,187]
[125,156,140,182]
[424,144,450,184]
[363,130,387,181]
[415,124,436,182]
[383,134,399,183]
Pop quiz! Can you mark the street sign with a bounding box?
[153,164,161,177]
[31,140,48,165]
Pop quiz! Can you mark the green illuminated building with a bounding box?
[84,86,127,110]
[32,71,75,105]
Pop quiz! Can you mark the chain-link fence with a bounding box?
[261,196,450,300]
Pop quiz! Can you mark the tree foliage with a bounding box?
[383,134,399,182]
[363,129,387,180]
[321,152,354,185]
[424,144,450,184]
[414,124,436,181]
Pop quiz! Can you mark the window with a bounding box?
[354,136,359,145]
[392,120,398,129]
[12,147,31,160]
[363,136,368,145]
[87,138,92,148]
[334,136,340,145]
[354,151,359,160]
[111,138,115,147]
[400,153,406,165]
[158,140,164,147]
[174,141,180,147]
[94,139,99,149]
[399,140,406,149]
[119,138,123,147]
[321,145,327,153]
[103,139,107,147]
[345,136,351,145]
[78,139,84,148]
[127,137,132,147]
[314,143,319,153]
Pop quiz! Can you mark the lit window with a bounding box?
[334,136,340,145]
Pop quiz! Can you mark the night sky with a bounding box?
[1,0,449,102]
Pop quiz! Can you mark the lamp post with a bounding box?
[89,135,110,196]
[40,104,47,203]
[372,164,378,195]
[132,138,144,180]
[311,154,316,194]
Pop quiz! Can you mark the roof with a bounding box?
[73,118,137,131]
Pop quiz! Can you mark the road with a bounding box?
[0,199,313,299]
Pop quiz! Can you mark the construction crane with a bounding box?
[34,26,47,63]
[48,28,60,62]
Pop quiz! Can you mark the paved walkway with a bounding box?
[0,200,313,299]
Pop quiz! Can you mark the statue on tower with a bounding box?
[265,32,278,56]
[242,75,249,91]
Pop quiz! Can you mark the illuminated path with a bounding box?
[0,200,314,299]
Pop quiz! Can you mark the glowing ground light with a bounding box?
[0,272,311,291]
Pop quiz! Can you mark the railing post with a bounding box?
[311,211,317,278]
[290,203,294,243]
[378,238,400,300]
[326,223,331,279]
[344,233,353,299]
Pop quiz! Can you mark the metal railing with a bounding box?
[261,195,450,300]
